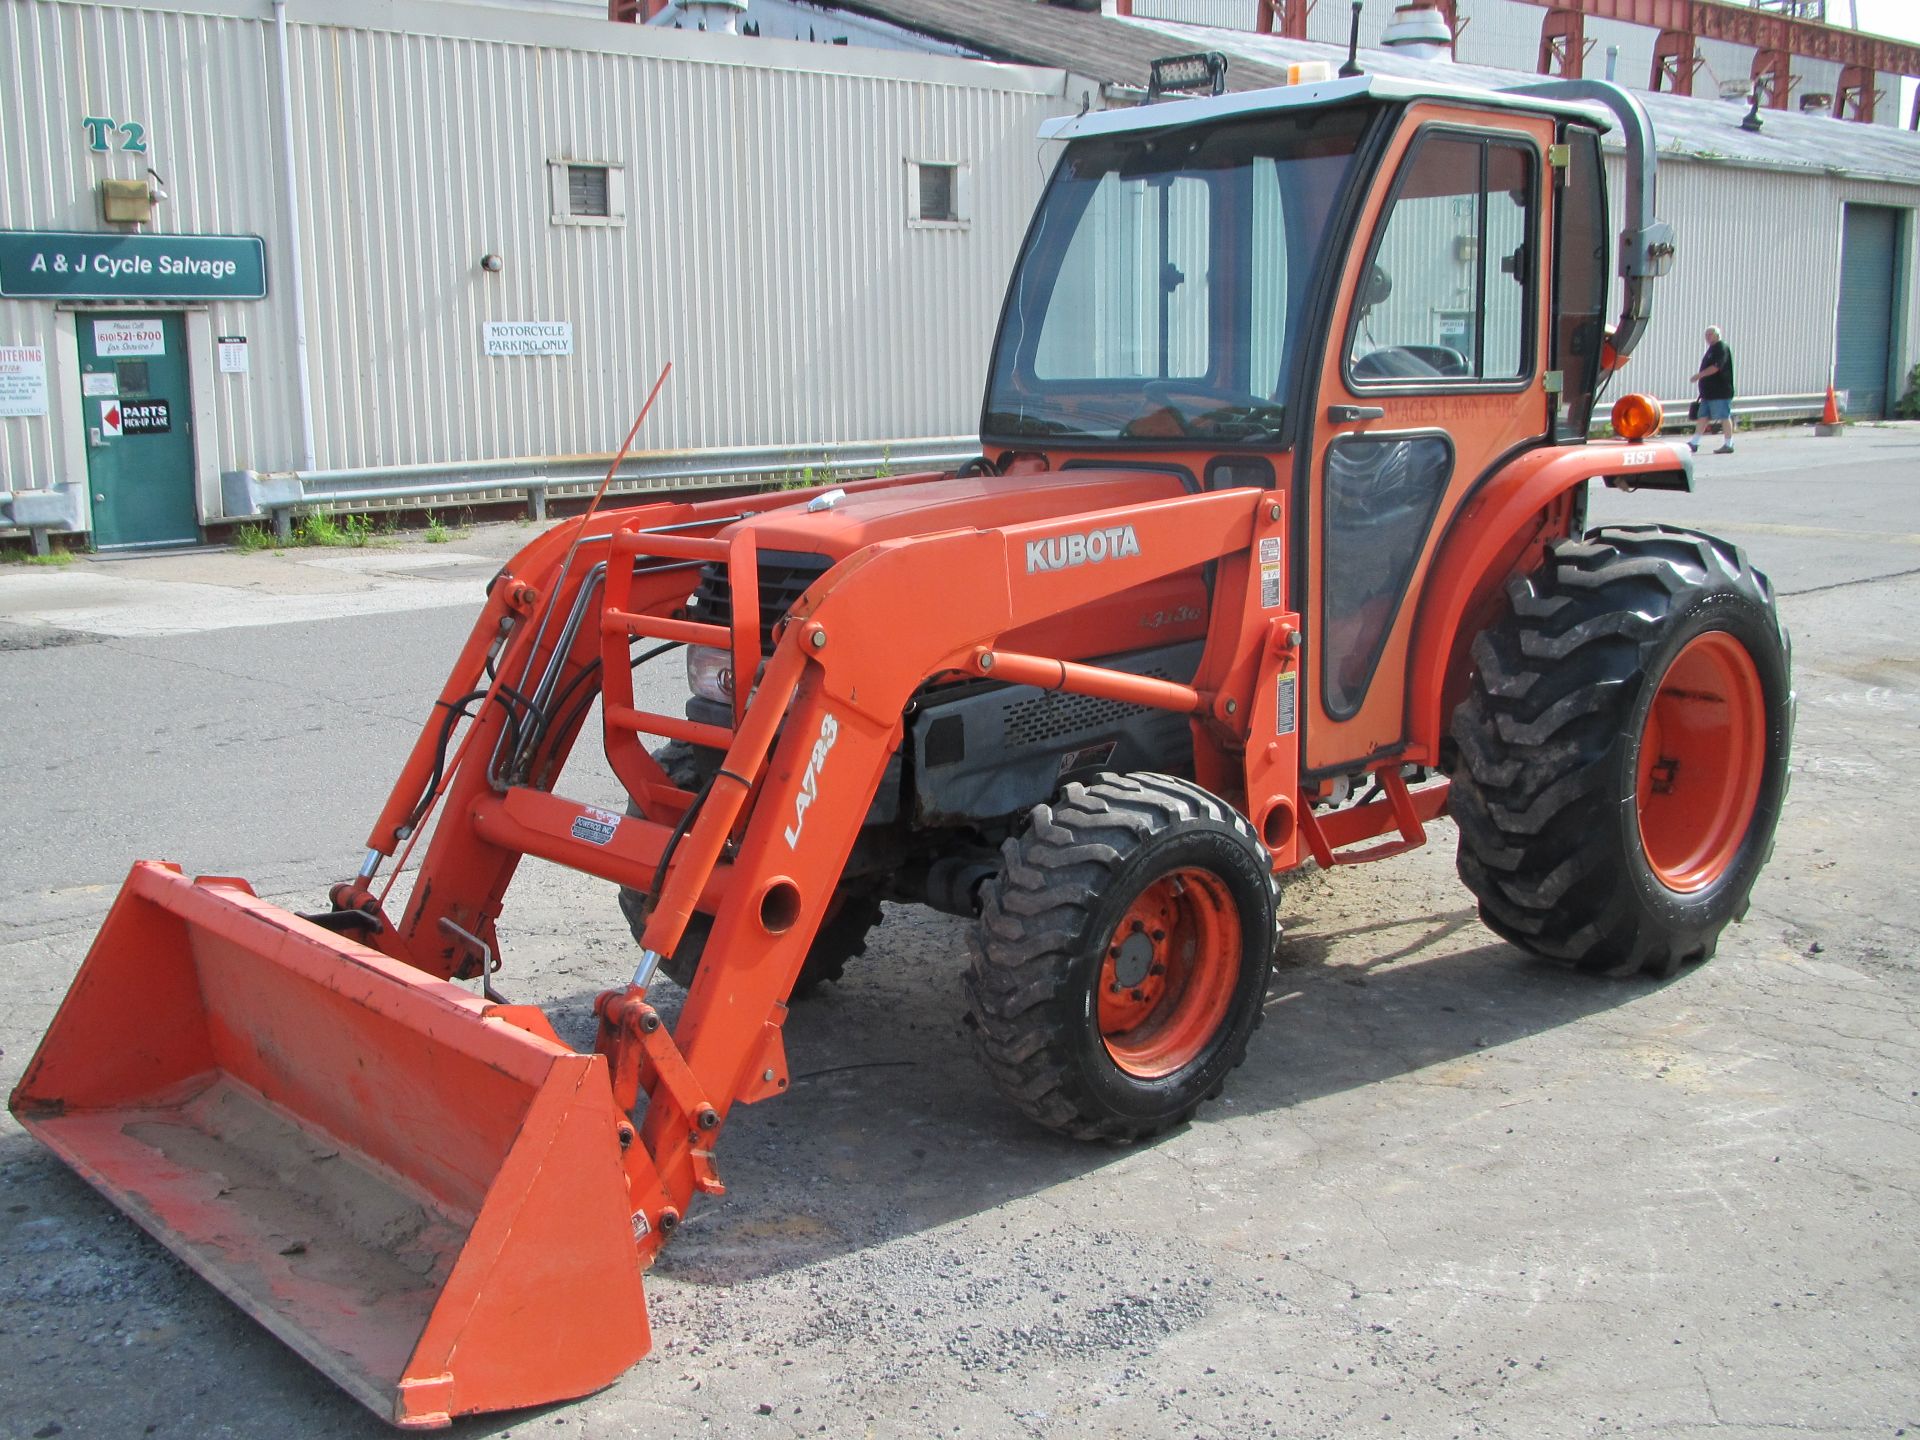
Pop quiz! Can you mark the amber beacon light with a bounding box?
[1611,393,1665,441]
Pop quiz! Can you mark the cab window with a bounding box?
[1348,132,1537,386]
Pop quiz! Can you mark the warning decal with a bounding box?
[1260,563,1282,609]
[1276,673,1297,736]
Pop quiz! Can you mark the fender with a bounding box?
[1405,439,1693,757]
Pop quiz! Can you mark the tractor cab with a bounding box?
[981,72,1654,777]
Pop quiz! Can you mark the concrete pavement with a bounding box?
[1,427,1917,1440]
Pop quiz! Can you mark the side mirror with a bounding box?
[1361,263,1393,310]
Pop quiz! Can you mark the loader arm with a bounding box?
[335,481,1283,1249]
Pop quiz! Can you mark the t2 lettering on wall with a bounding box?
[82,115,148,153]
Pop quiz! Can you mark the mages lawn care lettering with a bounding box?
[0,231,266,300]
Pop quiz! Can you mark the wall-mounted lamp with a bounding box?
[1740,91,1765,132]
[479,252,504,273]
[100,177,152,224]
[146,167,169,203]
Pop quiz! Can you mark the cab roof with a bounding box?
[1037,72,1615,144]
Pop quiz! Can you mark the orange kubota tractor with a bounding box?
[12,67,1791,1427]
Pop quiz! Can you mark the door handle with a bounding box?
[89,427,106,449]
[1327,404,1386,424]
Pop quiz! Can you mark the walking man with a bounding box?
[1690,326,1735,453]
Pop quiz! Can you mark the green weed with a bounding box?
[231,523,273,554]
[424,515,453,544]
[294,510,378,547]
[1894,364,1920,420]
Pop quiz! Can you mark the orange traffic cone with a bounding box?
[1816,384,1844,436]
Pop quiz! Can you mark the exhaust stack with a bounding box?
[1381,2,1454,62]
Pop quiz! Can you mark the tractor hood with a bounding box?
[727,467,1193,561]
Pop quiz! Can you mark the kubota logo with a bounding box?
[1025,524,1142,574]
[784,712,840,848]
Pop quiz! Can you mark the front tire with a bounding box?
[1448,526,1793,978]
[965,774,1278,1142]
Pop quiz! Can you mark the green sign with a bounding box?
[0,231,266,300]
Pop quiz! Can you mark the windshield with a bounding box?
[983,106,1374,446]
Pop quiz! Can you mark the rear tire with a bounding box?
[618,742,877,998]
[1448,526,1792,979]
[965,773,1278,1142]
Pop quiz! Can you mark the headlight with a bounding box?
[687,645,734,705]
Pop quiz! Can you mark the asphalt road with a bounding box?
[1,425,1916,1440]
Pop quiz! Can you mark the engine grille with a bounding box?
[1000,665,1173,747]
[686,549,834,654]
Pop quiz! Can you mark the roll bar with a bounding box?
[1504,78,1676,362]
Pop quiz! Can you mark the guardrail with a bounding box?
[1583,392,1840,439]
[221,436,983,542]
[0,399,1884,555]
[1658,391,1838,429]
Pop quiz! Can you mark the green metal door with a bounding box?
[78,312,199,548]
[1834,205,1901,420]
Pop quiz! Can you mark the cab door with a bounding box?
[1301,108,1556,776]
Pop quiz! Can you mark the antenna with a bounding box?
[1339,1,1364,79]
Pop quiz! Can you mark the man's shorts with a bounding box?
[1700,397,1732,421]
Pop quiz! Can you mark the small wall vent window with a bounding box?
[569,165,610,217]
[548,160,625,227]
[908,160,968,228]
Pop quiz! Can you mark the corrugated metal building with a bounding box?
[3,0,1918,550]
[0,0,1089,545]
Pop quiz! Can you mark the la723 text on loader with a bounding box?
[11,69,1791,1426]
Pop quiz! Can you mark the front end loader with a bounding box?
[11,70,1791,1426]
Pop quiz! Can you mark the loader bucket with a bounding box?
[8,862,651,1429]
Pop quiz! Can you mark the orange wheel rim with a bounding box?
[1097,867,1241,1079]
[1636,631,1766,894]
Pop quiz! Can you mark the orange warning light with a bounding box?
[1611,394,1664,442]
